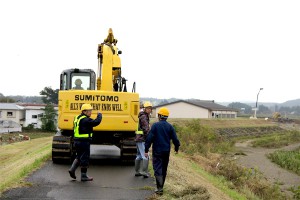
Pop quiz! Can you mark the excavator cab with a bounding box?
[60,69,96,91]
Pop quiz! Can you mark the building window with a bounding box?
[32,115,38,119]
[7,112,15,118]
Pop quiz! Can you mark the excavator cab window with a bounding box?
[71,74,90,90]
[60,69,96,90]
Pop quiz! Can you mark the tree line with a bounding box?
[228,102,300,117]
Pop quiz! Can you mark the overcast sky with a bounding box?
[0,0,299,103]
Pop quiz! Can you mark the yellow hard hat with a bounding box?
[143,101,153,108]
[75,79,82,85]
[81,104,93,111]
[158,107,169,117]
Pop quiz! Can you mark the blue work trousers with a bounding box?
[152,151,170,177]
[74,140,90,167]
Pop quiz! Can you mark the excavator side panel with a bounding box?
[57,90,139,131]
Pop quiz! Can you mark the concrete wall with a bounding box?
[0,120,22,133]
[154,102,210,118]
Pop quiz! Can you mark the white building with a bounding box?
[152,100,238,119]
[0,103,58,130]
[21,103,58,128]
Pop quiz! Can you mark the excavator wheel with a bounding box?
[52,135,73,164]
[120,138,136,165]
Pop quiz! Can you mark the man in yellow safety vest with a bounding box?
[134,101,152,178]
[68,103,102,181]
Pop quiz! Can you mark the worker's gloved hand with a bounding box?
[97,112,102,118]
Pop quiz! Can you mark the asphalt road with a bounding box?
[1,145,155,200]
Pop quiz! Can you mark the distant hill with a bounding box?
[279,99,300,107]
[218,102,278,108]
[219,99,300,108]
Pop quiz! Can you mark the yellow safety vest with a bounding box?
[135,122,143,135]
[73,115,93,138]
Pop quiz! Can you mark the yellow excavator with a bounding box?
[52,28,139,163]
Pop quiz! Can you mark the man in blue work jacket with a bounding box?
[68,103,102,181]
[145,107,180,195]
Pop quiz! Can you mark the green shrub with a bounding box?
[291,185,300,199]
[268,147,300,175]
[23,123,35,130]
[174,120,234,155]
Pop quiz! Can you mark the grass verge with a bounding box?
[147,152,247,200]
[0,136,52,195]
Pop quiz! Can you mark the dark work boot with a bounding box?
[155,176,164,195]
[68,159,79,179]
[134,159,142,176]
[141,159,150,178]
[81,168,93,181]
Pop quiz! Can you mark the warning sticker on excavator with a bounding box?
[69,102,123,111]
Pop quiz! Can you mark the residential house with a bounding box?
[0,103,58,130]
[152,99,238,118]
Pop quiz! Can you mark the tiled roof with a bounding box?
[186,100,237,111]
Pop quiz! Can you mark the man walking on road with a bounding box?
[145,107,180,195]
[134,101,152,178]
[68,104,102,181]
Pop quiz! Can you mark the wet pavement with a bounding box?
[1,145,155,200]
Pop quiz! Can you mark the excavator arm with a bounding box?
[97,28,125,92]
